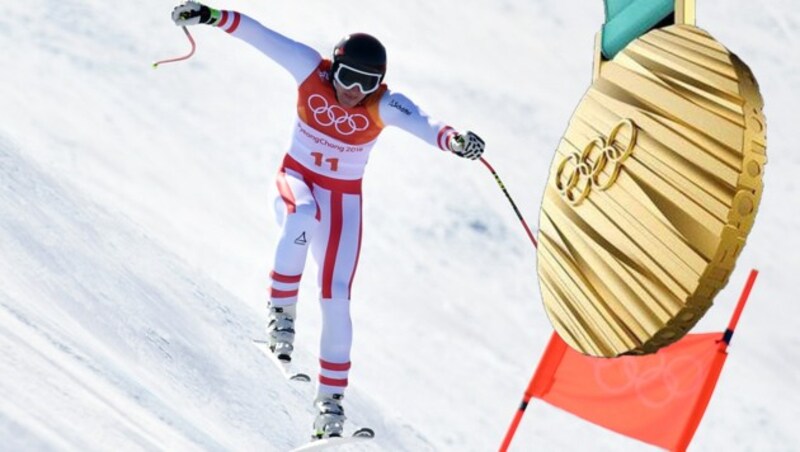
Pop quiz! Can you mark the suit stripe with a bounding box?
[218,11,229,28]
[348,196,363,296]
[271,270,302,284]
[276,169,297,214]
[225,12,241,33]
[437,125,456,151]
[271,288,299,298]
[282,154,362,194]
[319,375,348,387]
[320,359,352,371]
[322,192,344,299]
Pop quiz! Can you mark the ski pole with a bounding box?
[153,26,196,68]
[479,157,538,249]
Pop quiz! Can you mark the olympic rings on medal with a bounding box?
[554,118,638,206]
[307,94,370,136]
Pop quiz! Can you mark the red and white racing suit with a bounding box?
[217,11,458,395]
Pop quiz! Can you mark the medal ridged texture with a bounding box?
[538,25,766,357]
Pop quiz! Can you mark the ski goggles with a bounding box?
[333,63,383,94]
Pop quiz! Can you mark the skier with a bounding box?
[171,1,485,440]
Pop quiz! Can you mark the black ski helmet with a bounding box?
[332,33,387,81]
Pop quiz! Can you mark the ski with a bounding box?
[291,428,375,451]
[252,339,311,382]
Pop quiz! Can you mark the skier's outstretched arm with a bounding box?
[171,1,321,83]
[378,90,485,160]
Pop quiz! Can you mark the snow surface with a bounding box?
[1,0,798,450]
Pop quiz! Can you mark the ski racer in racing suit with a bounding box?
[171,1,485,439]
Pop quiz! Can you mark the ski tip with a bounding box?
[291,430,374,452]
[353,427,375,438]
[253,340,311,383]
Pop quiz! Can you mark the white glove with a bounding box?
[171,1,216,26]
[449,131,485,160]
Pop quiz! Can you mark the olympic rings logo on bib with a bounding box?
[554,119,638,206]
[308,94,370,136]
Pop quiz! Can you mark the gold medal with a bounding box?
[538,0,766,357]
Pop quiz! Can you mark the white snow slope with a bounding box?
[1,0,798,451]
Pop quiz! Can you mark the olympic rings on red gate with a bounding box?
[591,353,705,409]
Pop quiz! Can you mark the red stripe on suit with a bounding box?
[320,359,352,371]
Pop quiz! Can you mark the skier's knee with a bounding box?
[280,211,318,242]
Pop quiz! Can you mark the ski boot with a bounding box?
[312,393,346,439]
[267,304,296,362]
